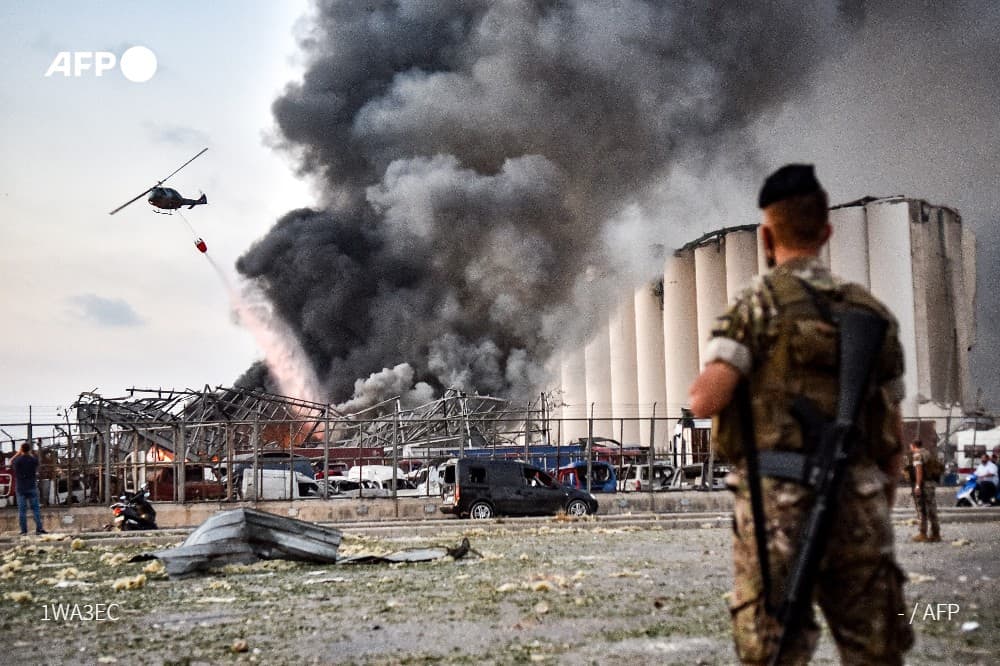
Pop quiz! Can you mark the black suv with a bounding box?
[439,458,598,519]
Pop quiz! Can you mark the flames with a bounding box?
[146,446,174,463]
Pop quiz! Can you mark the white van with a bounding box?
[241,468,319,500]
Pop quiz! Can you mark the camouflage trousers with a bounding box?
[729,465,914,665]
[912,481,940,537]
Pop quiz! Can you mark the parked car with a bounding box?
[617,463,676,492]
[555,461,617,493]
[669,462,729,491]
[440,458,598,519]
[316,476,386,498]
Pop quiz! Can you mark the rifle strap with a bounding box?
[757,450,811,486]
[737,381,774,614]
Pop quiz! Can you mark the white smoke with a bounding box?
[335,363,435,414]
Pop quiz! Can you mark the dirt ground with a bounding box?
[0,515,996,665]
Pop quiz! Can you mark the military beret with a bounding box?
[758,164,822,209]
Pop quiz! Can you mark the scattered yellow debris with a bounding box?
[39,533,69,542]
[100,552,130,567]
[4,591,32,604]
[0,560,23,578]
[112,574,146,591]
[142,560,165,576]
[70,539,86,551]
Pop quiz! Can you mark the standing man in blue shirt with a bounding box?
[12,441,46,535]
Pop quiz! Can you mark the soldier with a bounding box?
[689,164,913,664]
[909,439,941,542]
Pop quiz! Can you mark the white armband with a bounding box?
[702,336,751,376]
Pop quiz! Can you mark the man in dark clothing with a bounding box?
[12,441,46,535]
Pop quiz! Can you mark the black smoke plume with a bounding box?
[238,1,973,406]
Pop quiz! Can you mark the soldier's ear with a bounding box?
[760,223,771,248]
[760,224,777,268]
[820,223,832,245]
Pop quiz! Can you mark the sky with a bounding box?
[0,1,998,430]
[0,1,314,422]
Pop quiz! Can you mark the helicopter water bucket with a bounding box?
[194,238,208,253]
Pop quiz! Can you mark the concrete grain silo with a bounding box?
[552,195,975,447]
[634,283,668,449]
[723,228,759,304]
[838,197,974,415]
[608,293,640,444]
[584,322,615,439]
[693,241,728,368]
[559,348,589,443]
[662,251,699,418]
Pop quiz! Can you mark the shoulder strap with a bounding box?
[763,272,834,322]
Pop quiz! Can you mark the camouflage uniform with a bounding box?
[910,448,940,540]
[708,257,914,665]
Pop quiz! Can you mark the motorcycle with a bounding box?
[109,486,158,530]
[955,474,1000,507]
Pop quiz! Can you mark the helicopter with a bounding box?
[109,148,209,215]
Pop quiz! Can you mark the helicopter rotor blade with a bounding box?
[157,147,208,186]
[109,187,155,215]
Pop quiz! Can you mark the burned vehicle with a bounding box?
[555,461,618,493]
[440,458,598,519]
[617,462,676,492]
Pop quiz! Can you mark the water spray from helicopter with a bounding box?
[109,147,322,408]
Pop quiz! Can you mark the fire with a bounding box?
[147,446,174,463]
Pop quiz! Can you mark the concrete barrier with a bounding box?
[0,486,961,535]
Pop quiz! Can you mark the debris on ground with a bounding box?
[134,509,475,577]
[134,508,343,577]
[337,537,476,565]
[112,574,146,591]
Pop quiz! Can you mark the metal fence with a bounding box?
[0,390,993,507]
[0,411,713,505]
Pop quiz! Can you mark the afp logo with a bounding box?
[45,46,157,82]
